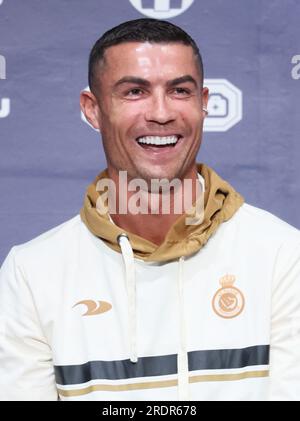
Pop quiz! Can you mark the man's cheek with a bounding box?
[179,102,201,117]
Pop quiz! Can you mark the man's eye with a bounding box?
[126,88,143,97]
[173,87,191,95]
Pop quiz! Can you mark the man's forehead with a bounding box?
[103,41,196,63]
[102,41,199,79]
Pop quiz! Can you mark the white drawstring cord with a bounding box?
[117,233,138,364]
[177,256,190,400]
[117,235,189,399]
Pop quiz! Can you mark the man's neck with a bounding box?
[108,166,200,245]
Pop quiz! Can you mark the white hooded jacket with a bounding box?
[0,167,300,401]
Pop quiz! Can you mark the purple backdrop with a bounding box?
[0,0,299,264]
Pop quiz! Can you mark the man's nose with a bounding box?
[144,91,177,124]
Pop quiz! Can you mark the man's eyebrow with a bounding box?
[166,75,198,88]
[113,75,198,89]
[113,77,151,89]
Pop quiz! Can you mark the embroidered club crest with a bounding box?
[212,274,245,319]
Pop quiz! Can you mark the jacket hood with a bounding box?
[80,163,244,262]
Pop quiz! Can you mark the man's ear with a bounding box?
[202,87,209,115]
[80,90,102,130]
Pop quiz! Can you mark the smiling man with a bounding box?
[0,18,300,401]
[80,25,209,245]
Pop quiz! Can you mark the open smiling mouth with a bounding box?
[135,135,183,150]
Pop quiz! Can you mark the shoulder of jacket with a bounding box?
[231,202,300,244]
[11,214,83,263]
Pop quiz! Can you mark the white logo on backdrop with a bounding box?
[129,0,194,19]
[0,55,5,80]
[291,55,300,80]
[0,1,3,5]
[0,55,11,119]
[0,98,10,118]
[204,79,242,132]
[81,79,243,132]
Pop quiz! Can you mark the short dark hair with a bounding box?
[88,18,204,93]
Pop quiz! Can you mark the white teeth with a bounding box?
[137,135,179,145]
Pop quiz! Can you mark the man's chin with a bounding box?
[134,169,180,184]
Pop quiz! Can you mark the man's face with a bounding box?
[88,42,208,183]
